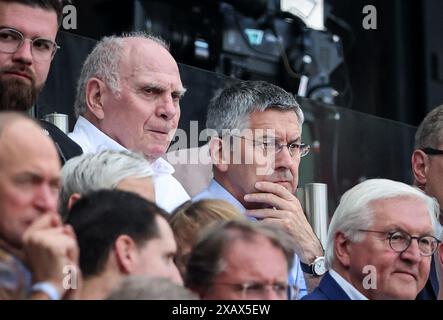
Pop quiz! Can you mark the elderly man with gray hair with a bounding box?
[193,80,324,298]
[303,178,441,300]
[68,32,189,212]
[60,150,155,219]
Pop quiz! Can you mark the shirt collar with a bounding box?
[76,116,126,152]
[329,269,369,300]
[208,179,246,214]
[75,116,174,175]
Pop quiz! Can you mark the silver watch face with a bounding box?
[313,258,327,275]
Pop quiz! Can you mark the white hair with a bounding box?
[73,32,169,117]
[325,178,441,268]
[60,150,154,217]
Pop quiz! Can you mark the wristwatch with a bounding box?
[300,256,327,277]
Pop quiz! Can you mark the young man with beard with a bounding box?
[0,0,82,163]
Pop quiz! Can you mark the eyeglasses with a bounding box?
[0,28,60,61]
[358,229,440,256]
[421,148,443,156]
[213,281,295,299]
[231,135,310,158]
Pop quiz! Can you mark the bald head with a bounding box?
[0,112,59,165]
[0,112,61,248]
[0,111,29,137]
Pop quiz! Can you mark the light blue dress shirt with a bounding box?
[193,179,308,299]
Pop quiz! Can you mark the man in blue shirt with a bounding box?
[194,80,325,298]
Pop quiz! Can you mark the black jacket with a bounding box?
[39,120,83,164]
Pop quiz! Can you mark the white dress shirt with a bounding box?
[329,269,368,300]
[193,179,308,299]
[68,116,190,212]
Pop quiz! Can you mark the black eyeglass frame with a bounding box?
[229,134,311,158]
[358,229,440,257]
[421,147,443,155]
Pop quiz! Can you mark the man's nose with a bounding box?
[33,184,58,213]
[11,40,33,65]
[274,146,295,169]
[157,94,178,120]
[400,238,422,264]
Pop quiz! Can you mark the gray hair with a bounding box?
[325,178,441,268]
[185,219,295,293]
[74,32,169,117]
[60,150,154,217]
[415,104,443,149]
[205,80,304,135]
[107,276,198,300]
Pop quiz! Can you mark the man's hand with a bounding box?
[22,214,81,299]
[244,181,324,264]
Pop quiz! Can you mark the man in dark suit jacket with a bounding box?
[303,179,440,300]
[412,105,443,300]
[40,119,82,163]
[302,272,350,300]
[0,0,82,164]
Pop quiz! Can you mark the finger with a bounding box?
[244,192,288,210]
[62,224,77,239]
[23,223,65,244]
[25,213,62,234]
[258,217,288,229]
[27,229,77,256]
[254,181,294,200]
[245,208,285,219]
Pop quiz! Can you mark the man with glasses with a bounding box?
[0,0,82,163]
[303,178,440,300]
[412,104,443,299]
[193,80,325,298]
[186,219,296,300]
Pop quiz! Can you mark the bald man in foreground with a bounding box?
[0,112,80,300]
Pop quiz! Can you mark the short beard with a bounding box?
[0,77,41,112]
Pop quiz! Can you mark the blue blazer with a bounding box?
[416,256,439,300]
[302,272,351,300]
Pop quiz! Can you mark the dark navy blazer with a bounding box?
[416,256,438,300]
[302,272,351,300]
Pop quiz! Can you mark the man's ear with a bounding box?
[85,77,107,120]
[334,231,352,268]
[411,149,429,188]
[209,137,229,172]
[67,193,81,210]
[113,235,138,274]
